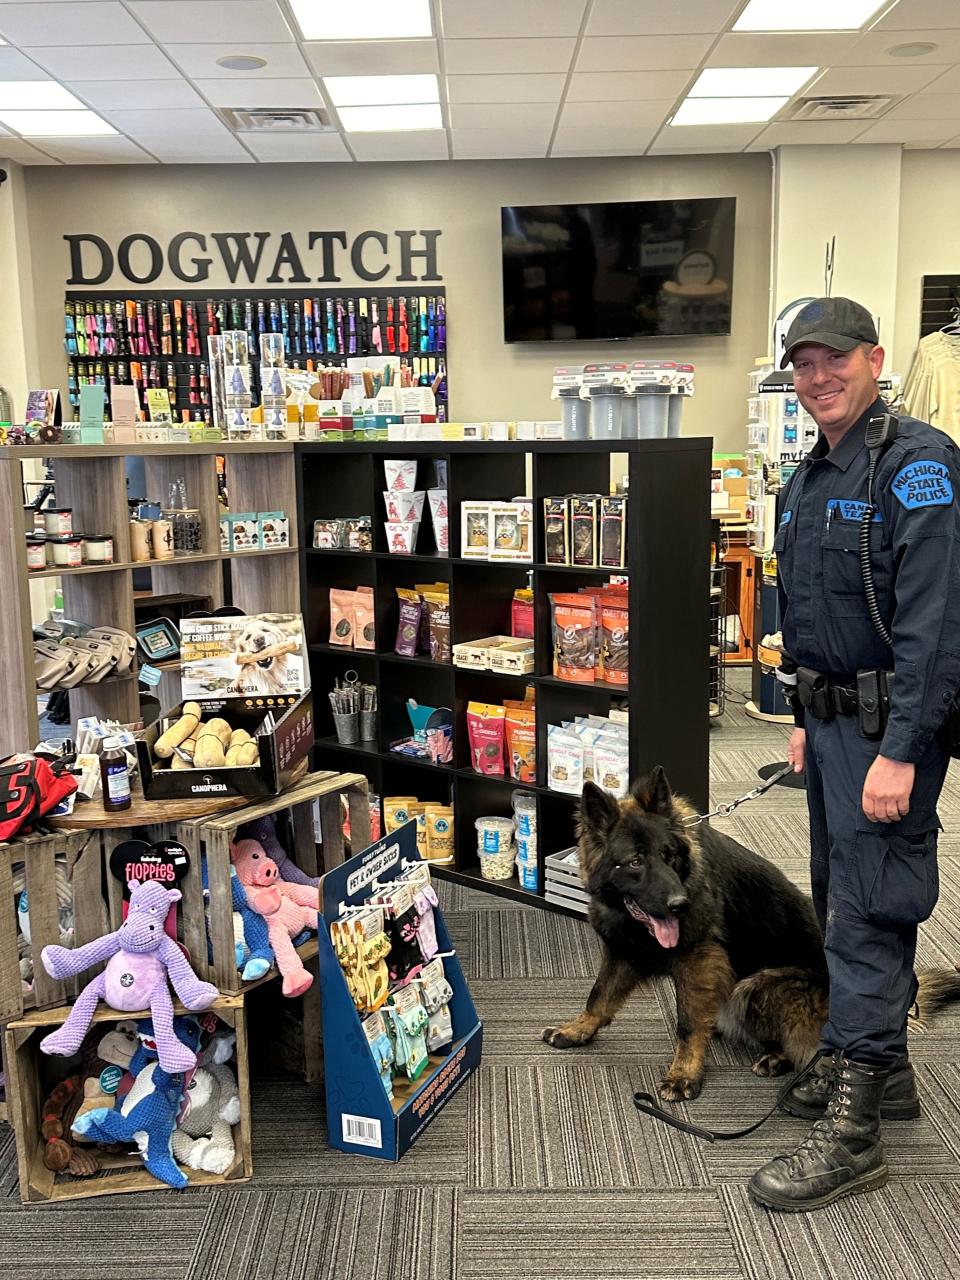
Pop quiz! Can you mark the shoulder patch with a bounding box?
[891,460,954,511]
[779,509,792,525]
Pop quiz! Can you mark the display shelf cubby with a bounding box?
[298,439,711,915]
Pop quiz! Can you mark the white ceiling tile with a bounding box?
[746,120,872,148]
[840,29,960,64]
[589,0,740,36]
[303,40,439,77]
[566,69,692,102]
[856,117,957,143]
[577,34,714,72]
[440,0,587,39]
[649,122,761,153]
[240,131,351,161]
[101,108,230,137]
[452,126,552,158]
[444,37,576,74]
[351,130,449,161]
[552,122,659,153]
[446,74,565,104]
[195,78,324,108]
[146,134,254,162]
[128,1,294,44]
[68,79,205,110]
[706,31,858,66]
[559,99,674,129]
[0,2,148,46]
[166,42,310,80]
[449,101,557,130]
[37,134,157,163]
[0,137,60,163]
[886,91,960,118]
[0,47,49,79]
[26,44,179,81]
[923,65,960,92]
[809,64,949,95]
[874,0,960,31]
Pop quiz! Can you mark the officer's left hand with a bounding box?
[862,755,916,823]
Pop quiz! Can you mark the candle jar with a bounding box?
[43,508,73,536]
[26,534,46,571]
[151,518,174,560]
[82,534,114,564]
[130,519,152,562]
[50,533,83,568]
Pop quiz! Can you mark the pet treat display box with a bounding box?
[136,612,313,800]
[319,822,482,1162]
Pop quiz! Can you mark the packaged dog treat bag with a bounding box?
[550,593,597,683]
[600,597,629,686]
[467,701,506,776]
[329,589,355,647]
[394,588,422,657]
[505,704,536,784]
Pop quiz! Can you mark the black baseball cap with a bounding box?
[780,297,879,369]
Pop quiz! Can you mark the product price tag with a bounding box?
[138,663,163,687]
[390,984,423,1016]
[363,1012,387,1044]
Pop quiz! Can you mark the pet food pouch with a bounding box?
[424,805,454,864]
[354,586,376,650]
[505,704,536,784]
[601,596,629,686]
[395,588,422,657]
[550,593,597,683]
[593,733,629,799]
[329,588,356,646]
[543,497,570,565]
[467,701,506,776]
[511,588,534,639]
[547,725,584,795]
[423,590,451,663]
[384,797,418,833]
[570,495,599,567]
[599,495,627,568]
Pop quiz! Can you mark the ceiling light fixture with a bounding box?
[0,109,117,137]
[216,54,268,71]
[338,102,442,132]
[734,0,886,32]
[887,42,939,58]
[289,0,432,42]
[689,67,818,97]
[324,74,438,108]
[670,97,788,126]
[0,81,87,111]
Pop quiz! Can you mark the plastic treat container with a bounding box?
[620,394,639,438]
[512,790,537,837]
[559,387,590,440]
[478,844,516,881]
[635,385,671,438]
[588,384,625,439]
[667,392,684,438]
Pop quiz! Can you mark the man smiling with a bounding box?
[749,297,960,1212]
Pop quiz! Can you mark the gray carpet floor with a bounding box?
[4,671,960,1279]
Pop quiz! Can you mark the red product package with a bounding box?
[600,596,629,686]
[550,593,597,683]
[466,701,506,776]
[511,589,534,639]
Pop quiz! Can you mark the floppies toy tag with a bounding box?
[109,840,190,940]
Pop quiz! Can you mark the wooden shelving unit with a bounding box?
[298,439,712,915]
[0,443,301,752]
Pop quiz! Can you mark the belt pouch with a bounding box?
[857,669,883,739]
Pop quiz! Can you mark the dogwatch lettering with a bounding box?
[64,229,443,285]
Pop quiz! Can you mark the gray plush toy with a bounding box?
[170,1063,240,1174]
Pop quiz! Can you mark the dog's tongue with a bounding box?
[651,916,680,949]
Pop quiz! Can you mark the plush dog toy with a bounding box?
[72,1062,189,1189]
[239,815,320,887]
[71,1019,139,1135]
[230,839,319,997]
[172,1063,240,1174]
[40,1076,99,1176]
[39,880,219,1072]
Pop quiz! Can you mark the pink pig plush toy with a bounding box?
[39,880,219,1073]
[230,839,319,997]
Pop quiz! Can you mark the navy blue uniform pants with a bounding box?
[804,715,948,1065]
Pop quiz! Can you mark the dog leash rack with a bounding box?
[681,763,795,827]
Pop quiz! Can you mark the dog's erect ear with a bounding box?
[629,765,672,815]
[578,781,621,836]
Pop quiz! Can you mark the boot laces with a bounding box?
[784,1080,853,1175]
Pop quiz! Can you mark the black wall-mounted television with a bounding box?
[501,197,736,343]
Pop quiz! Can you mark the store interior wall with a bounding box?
[19,152,773,452]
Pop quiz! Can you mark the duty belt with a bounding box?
[796,668,858,720]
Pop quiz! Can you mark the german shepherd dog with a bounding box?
[544,768,960,1103]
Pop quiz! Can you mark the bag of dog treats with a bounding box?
[423,590,451,664]
[467,701,506,776]
[547,725,583,795]
[395,588,422,657]
[424,804,454,864]
[505,704,536,784]
[329,588,356,646]
[600,596,629,686]
[354,586,376,650]
[550,593,597,683]
[511,588,534,639]
[384,796,418,833]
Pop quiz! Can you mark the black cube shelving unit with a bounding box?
[297,439,711,915]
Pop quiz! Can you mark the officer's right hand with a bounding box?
[787,727,806,774]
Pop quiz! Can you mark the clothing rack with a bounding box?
[919,275,960,338]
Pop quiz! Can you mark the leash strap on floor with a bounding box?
[633,1051,823,1143]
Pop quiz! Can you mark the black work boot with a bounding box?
[781,1051,920,1122]
[749,1056,890,1212]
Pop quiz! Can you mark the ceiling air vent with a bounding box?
[789,95,898,122]
[218,107,334,133]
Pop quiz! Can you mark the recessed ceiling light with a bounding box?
[0,109,117,137]
[734,0,886,31]
[671,97,788,126]
[887,42,939,58]
[289,0,432,41]
[324,74,438,108]
[338,102,442,132]
[0,81,86,111]
[689,67,818,97]
[216,54,268,71]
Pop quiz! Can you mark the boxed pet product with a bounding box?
[258,511,290,549]
[227,513,260,552]
[461,501,490,559]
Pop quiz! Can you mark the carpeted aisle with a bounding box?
[2,674,960,1279]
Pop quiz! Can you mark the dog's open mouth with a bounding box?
[256,656,272,669]
[624,896,680,948]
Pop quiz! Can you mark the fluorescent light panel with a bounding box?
[338,102,442,131]
[324,74,438,107]
[0,81,88,111]
[289,0,433,41]
[734,0,886,32]
[689,67,818,97]
[0,109,117,137]
[671,97,788,126]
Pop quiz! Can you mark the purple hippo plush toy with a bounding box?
[40,880,219,1073]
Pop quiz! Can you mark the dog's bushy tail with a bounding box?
[911,969,960,1032]
[718,967,828,1068]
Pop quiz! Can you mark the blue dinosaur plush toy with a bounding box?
[127,1015,201,1081]
[72,1062,189,1188]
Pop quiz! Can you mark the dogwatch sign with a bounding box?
[64,228,443,286]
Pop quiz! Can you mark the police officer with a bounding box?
[749,297,960,1213]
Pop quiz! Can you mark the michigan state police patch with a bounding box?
[891,459,954,510]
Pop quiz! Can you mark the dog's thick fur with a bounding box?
[543,767,960,1104]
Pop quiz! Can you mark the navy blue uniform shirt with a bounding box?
[776,397,960,763]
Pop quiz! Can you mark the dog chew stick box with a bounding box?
[136,611,314,801]
[319,821,482,1161]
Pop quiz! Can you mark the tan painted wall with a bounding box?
[21,153,772,452]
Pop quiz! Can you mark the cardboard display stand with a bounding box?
[319,821,482,1161]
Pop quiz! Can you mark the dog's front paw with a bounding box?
[542,1023,595,1049]
[658,1074,703,1103]
[751,1052,790,1078]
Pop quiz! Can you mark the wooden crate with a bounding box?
[4,995,252,1203]
[0,830,110,1023]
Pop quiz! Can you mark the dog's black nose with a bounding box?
[667,895,690,916]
